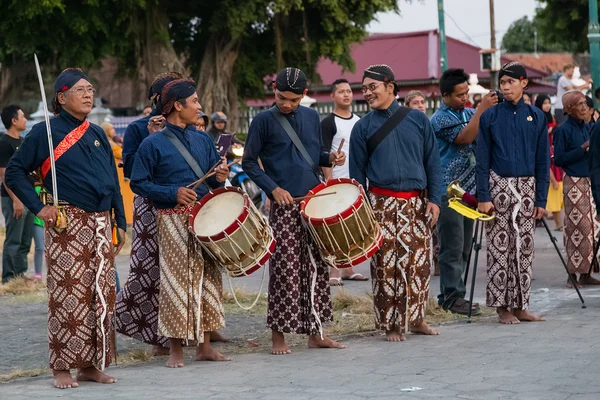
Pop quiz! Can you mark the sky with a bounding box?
[368,0,540,49]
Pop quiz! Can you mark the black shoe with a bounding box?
[448,298,482,316]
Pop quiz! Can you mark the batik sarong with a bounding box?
[485,171,535,309]
[115,196,166,346]
[563,175,600,274]
[267,203,333,335]
[368,193,431,333]
[46,206,115,370]
[156,206,224,342]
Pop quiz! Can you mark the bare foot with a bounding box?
[151,345,170,356]
[76,367,117,384]
[579,274,600,286]
[409,321,440,335]
[497,307,520,324]
[307,335,346,349]
[53,370,79,389]
[210,331,229,343]
[385,330,406,342]
[196,346,231,361]
[567,274,583,288]
[513,309,545,322]
[271,330,291,355]
[166,338,185,368]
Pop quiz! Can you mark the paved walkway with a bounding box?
[2,224,600,399]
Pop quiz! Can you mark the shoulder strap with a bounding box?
[41,119,90,179]
[269,106,318,172]
[366,106,411,158]
[162,128,205,179]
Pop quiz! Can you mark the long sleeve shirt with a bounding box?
[589,123,600,206]
[242,105,331,198]
[122,112,154,179]
[476,98,550,207]
[553,116,591,177]
[130,122,223,209]
[4,110,126,230]
[430,104,477,197]
[349,100,442,206]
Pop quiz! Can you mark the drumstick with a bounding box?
[187,159,240,190]
[293,192,337,202]
[326,139,345,183]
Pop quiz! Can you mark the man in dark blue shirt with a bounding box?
[349,64,442,342]
[243,67,345,355]
[5,68,125,389]
[430,69,497,315]
[476,62,549,325]
[553,91,600,287]
[130,78,230,368]
[115,72,187,356]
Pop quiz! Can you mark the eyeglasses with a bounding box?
[68,86,96,96]
[360,82,384,94]
[197,124,206,130]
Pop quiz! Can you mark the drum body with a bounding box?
[189,187,275,277]
[300,178,382,268]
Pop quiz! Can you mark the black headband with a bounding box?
[498,62,527,81]
[275,67,307,94]
[54,69,89,93]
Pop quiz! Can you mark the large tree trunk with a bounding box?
[274,14,284,71]
[197,34,241,133]
[0,61,31,108]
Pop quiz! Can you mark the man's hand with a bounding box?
[480,92,499,111]
[582,140,590,152]
[37,206,59,228]
[328,151,346,167]
[534,207,546,220]
[114,228,126,256]
[176,187,197,205]
[13,199,24,219]
[425,202,440,227]
[147,116,165,134]
[478,201,495,215]
[552,181,559,191]
[272,187,294,207]
[215,158,229,182]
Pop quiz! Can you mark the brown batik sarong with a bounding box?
[563,175,600,274]
[368,193,432,333]
[267,203,333,335]
[156,206,224,342]
[485,171,536,309]
[46,206,115,370]
[115,196,167,346]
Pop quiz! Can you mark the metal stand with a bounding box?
[586,238,600,275]
[462,217,586,322]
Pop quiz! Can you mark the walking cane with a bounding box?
[586,239,600,275]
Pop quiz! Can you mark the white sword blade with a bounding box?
[34,54,59,205]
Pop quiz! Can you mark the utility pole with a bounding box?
[489,0,497,89]
[437,0,448,72]
[589,0,600,106]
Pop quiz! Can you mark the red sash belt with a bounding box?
[369,186,421,199]
[41,120,90,179]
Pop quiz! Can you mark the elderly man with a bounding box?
[553,91,600,287]
[5,68,126,389]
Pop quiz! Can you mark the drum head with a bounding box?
[193,191,245,237]
[304,183,360,219]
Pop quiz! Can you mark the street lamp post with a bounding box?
[438,0,448,72]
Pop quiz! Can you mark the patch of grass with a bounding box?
[6,290,47,304]
[223,288,268,315]
[117,348,154,364]
[0,277,46,296]
[0,368,49,383]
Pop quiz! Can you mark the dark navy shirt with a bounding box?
[589,122,600,206]
[242,106,331,198]
[122,111,155,179]
[130,122,223,209]
[553,116,591,177]
[349,101,442,206]
[4,110,126,230]
[476,98,550,207]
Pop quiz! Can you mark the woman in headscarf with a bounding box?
[102,122,134,224]
[535,95,563,231]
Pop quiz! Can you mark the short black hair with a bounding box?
[330,79,349,94]
[595,87,600,100]
[586,95,594,109]
[440,68,470,96]
[1,105,21,130]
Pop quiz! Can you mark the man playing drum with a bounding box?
[349,64,442,342]
[243,67,346,355]
[130,78,230,367]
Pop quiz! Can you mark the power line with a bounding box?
[444,10,480,47]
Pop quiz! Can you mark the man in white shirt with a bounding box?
[555,64,592,124]
[321,79,367,285]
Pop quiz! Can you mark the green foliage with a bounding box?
[501,15,572,53]
[533,0,591,53]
